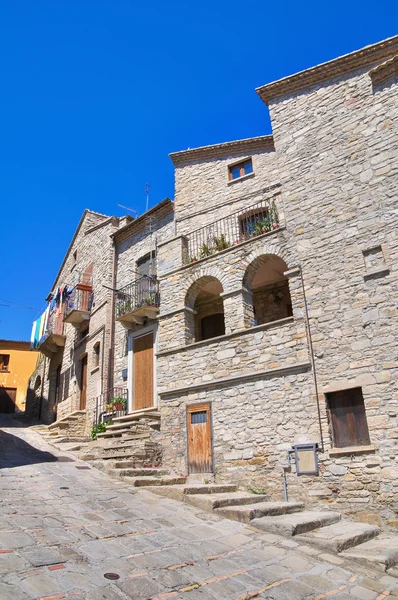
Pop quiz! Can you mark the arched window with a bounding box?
[244,255,292,327]
[34,376,41,393]
[185,276,225,343]
[93,342,100,368]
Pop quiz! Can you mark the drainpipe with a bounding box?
[108,235,117,399]
[38,355,46,422]
[296,264,324,453]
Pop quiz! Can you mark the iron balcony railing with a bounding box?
[115,275,160,320]
[64,285,93,319]
[94,387,128,424]
[39,306,65,346]
[184,196,281,264]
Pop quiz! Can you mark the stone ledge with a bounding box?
[156,316,295,356]
[328,445,376,458]
[158,361,311,398]
[227,172,255,186]
[363,267,390,281]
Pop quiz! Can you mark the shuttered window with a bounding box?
[327,387,370,448]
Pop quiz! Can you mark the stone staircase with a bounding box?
[38,410,89,444]
[145,482,398,576]
[78,409,166,478]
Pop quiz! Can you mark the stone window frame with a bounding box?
[227,156,255,185]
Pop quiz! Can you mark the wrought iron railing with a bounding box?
[184,196,281,264]
[94,387,128,424]
[115,275,160,319]
[38,306,65,346]
[64,285,93,319]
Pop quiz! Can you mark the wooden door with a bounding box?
[0,387,16,413]
[187,403,213,473]
[80,356,87,410]
[133,332,154,410]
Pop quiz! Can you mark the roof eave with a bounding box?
[256,35,398,105]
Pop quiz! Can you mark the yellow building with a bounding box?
[0,340,39,413]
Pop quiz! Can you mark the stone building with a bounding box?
[156,36,398,527]
[111,199,174,412]
[28,210,132,428]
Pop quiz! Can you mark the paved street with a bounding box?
[0,416,397,600]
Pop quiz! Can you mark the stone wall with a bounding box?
[37,212,119,428]
[113,208,174,403]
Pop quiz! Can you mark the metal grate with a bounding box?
[191,411,207,424]
[184,195,280,265]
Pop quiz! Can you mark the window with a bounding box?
[228,159,253,181]
[327,388,370,448]
[239,208,270,238]
[137,252,156,277]
[93,342,100,368]
[0,354,10,371]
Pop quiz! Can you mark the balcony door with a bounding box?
[132,330,155,411]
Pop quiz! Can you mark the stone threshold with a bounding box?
[156,316,295,357]
[329,445,376,458]
[159,361,311,398]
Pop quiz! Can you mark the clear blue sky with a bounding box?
[0,0,396,341]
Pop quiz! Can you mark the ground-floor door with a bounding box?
[187,403,213,474]
[0,387,17,413]
[80,356,87,410]
[133,332,154,410]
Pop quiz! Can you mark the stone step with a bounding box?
[251,511,341,536]
[146,484,238,502]
[97,433,152,446]
[105,416,160,431]
[341,537,398,572]
[80,451,150,462]
[121,476,187,487]
[97,428,138,438]
[297,520,380,553]
[113,409,161,423]
[110,467,169,477]
[185,492,269,511]
[215,501,305,524]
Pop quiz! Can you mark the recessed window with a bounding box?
[137,252,156,277]
[327,387,370,448]
[93,342,100,368]
[0,354,10,371]
[228,159,253,181]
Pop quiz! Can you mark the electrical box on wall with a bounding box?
[122,368,127,381]
[292,443,319,475]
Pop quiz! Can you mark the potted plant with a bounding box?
[112,396,126,411]
[213,234,231,251]
[105,402,113,413]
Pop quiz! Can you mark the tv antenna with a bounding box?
[145,183,150,213]
[116,204,139,216]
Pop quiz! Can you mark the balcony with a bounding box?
[116,276,160,326]
[64,284,93,326]
[184,195,281,264]
[37,307,66,357]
